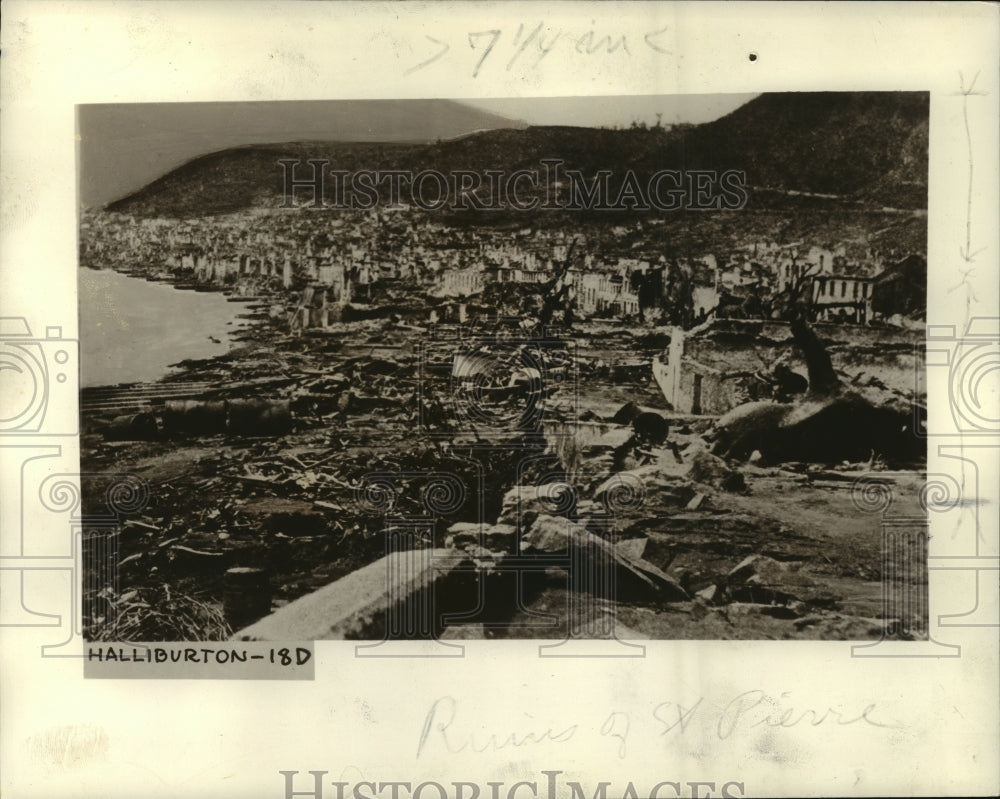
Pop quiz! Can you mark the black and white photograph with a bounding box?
[2,3,997,798]
[77,92,930,644]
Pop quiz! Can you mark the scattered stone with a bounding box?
[786,600,807,616]
[611,401,642,425]
[522,514,589,553]
[686,492,707,510]
[727,554,813,590]
[728,555,760,583]
[522,514,689,603]
[630,459,700,500]
[618,556,690,603]
[725,602,803,620]
[446,522,518,553]
[497,484,576,527]
[597,427,635,449]
[233,548,476,640]
[728,584,800,606]
[607,620,651,641]
[439,623,488,640]
[711,402,793,461]
[747,560,812,587]
[696,584,719,602]
[615,537,648,561]
[686,449,746,492]
[591,474,644,509]
[672,567,717,596]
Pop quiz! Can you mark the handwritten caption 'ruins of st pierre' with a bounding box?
[417,691,896,760]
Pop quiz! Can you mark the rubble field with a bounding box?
[80,315,927,643]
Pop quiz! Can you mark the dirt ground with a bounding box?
[80,318,927,642]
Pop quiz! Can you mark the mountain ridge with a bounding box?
[101,92,929,218]
[79,99,527,208]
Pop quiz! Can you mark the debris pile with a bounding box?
[708,317,925,466]
[81,314,927,643]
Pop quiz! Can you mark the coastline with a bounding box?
[78,265,268,390]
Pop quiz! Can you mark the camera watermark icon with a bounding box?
[915,318,1000,636]
[0,461,150,657]
[848,315,1000,658]
[350,471,469,657]
[927,448,1000,630]
[535,471,647,657]
[0,317,78,437]
[418,327,578,440]
[848,473,988,658]
[918,316,999,438]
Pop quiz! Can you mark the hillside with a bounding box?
[105,92,928,218]
[670,91,928,203]
[79,99,525,208]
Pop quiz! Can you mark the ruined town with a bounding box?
[78,92,930,643]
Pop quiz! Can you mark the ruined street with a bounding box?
[80,313,927,643]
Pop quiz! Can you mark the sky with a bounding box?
[460,93,759,128]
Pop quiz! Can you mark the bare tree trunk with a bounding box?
[789,316,841,395]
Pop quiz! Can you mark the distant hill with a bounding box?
[103,92,928,218]
[675,91,929,205]
[78,99,526,208]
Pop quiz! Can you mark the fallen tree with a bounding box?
[710,315,924,467]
